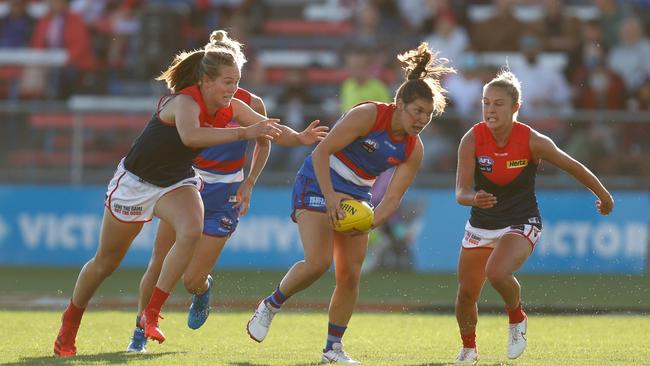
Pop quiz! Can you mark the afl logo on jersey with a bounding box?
[506,159,528,169]
[362,138,378,153]
[477,156,493,172]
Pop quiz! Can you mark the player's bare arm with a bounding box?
[274,121,329,147]
[455,129,497,208]
[372,137,423,228]
[530,129,613,215]
[312,104,377,227]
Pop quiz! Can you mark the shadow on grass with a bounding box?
[5,351,180,365]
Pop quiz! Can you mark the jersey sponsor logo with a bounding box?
[220,216,234,230]
[387,156,402,165]
[307,196,326,208]
[506,159,528,169]
[528,217,541,224]
[464,231,481,245]
[477,156,493,172]
[112,203,143,216]
[383,140,397,150]
[361,138,378,153]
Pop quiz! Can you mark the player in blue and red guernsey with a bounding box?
[125,86,327,353]
[246,42,456,364]
[453,70,614,363]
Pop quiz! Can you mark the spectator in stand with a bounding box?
[349,2,400,67]
[443,53,483,119]
[339,47,391,113]
[607,17,650,96]
[594,0,630,50]
[567,36,626,175]
[538,0,582,54]
[572,44,626,110]
[0,0,35,48]
[422,9,469,68]
[272,68,322,170]
[470,0,524,52]
[0,0,36,99]
[70,0,108,25]
[566,19,605,83]
[106,0,141,74]
[31,0,98,99]
[510,33,571,117]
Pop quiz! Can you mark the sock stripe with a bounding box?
[325,322,347,351]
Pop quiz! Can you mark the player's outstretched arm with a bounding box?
[273,120,329,147]
[530,129,614,215]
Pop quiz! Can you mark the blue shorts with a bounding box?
[290,173,370,222]
[201,181,241,237]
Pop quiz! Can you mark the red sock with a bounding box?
[461,332,476,348]
[507,303,526,324]
[146,287,170,314]
[62,300,86,327]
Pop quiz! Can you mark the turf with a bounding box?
[1,267,649,311]
[1,310,648,365]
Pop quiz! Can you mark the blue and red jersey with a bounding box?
[192,88,253,183]
[298,102,417,201]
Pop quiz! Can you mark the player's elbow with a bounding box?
[311,144,328,161]
[455,189,463,204]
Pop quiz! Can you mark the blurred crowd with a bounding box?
[0,0,649,177]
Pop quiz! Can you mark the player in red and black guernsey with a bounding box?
[247,43,455,364]
[453,70,614,363]
[124,84,327,353]
[53,30,285,357]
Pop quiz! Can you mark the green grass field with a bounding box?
[2,267,650,311]
[1,311,649,365]
[1,268,649,365]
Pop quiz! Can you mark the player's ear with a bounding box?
[512,101,520,114]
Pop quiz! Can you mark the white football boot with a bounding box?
[507,317,528,359]
[246,301,278,342]
[321,343,360,364]
[454,347,478,364]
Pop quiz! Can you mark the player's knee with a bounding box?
[175,226,203,247]
[336,271,361,292]
[456,287,480,305]
[304,259,331,278]
[183,275,206,294]
[485,267,509,285]
[91,256,120,278]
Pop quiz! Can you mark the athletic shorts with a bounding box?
[201,180,241,237]
[461,221,542,249]
[290,173,370,222]
[105,159,203,223]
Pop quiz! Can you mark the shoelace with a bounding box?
[509,324,521,344]
[330,348,353,361]
[145,312,164,326]
[257,306,274,327]
[457,348,474,361]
